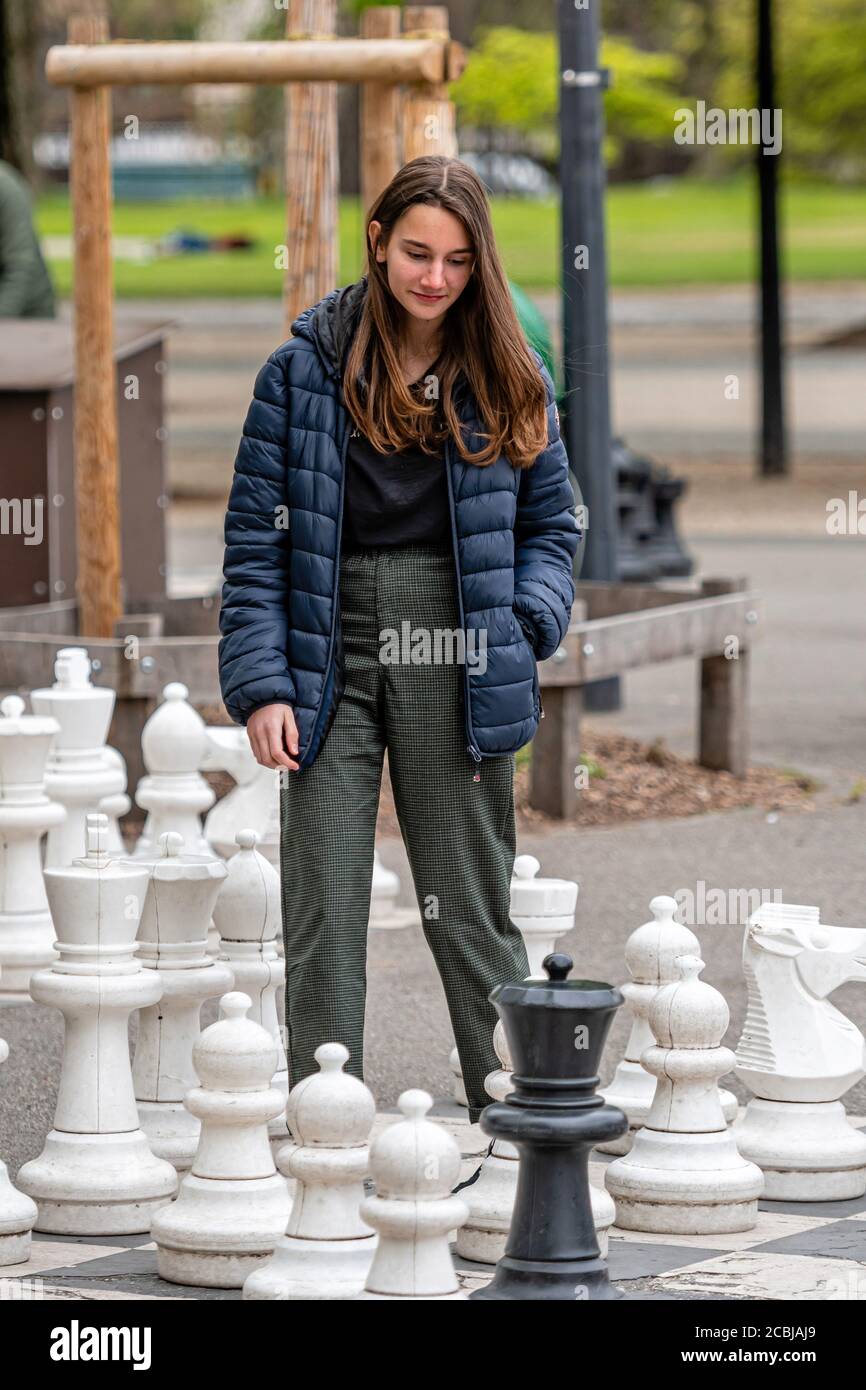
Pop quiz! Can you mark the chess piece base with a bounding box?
[17,1129,177,1235]
[243,1233,377,1300]
[607,1126,764,1234]
[734,1097,866,1200]
[469,1253,625,1301]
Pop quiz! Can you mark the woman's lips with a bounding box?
[412,291,446,303]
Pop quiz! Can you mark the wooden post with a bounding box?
[68,12,122,637]
[698,577,750,776]
[401,6,460,162]
[528,600,588,819]
[283,0,339,338]
[360,7,401,216]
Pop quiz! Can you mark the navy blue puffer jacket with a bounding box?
[218,277,583,771]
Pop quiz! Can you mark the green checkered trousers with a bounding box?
[279,539,531,1123]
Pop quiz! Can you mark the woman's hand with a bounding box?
[247,704,300,772]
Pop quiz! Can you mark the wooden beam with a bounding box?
[698,577,751,776]
[401,7,458,161]
[360,7,401,217]
[282,0,339,335]
[68,12,121,638]
[45,38,448,87]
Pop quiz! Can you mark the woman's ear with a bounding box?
[369,220,385,261]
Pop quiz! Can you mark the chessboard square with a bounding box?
[749,1218,866,1262]
[49,1274,242,1300]
[33,1245,160,1279]
[31,1231,157,1248]
[759,1190,866,1217]
[609,1209,830,1251]
[652,1249,865,1300]
[0,1241,128,1278]
[608,1238,722,1280]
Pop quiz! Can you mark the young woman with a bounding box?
[218,156,582,1125]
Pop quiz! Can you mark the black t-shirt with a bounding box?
[342,368,451,550]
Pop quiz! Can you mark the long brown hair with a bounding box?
[342,156,549,470]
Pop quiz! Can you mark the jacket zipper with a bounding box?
[443,438,483,768]
[300,419,349,768]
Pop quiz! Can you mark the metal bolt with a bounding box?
[583,642,594,657]
[140,656,156,673]
[552,647,567,664]
[90,658,102,673]
[746,610,758,624]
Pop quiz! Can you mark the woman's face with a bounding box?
[370,203,475,329]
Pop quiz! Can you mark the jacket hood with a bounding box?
[290,276,369,383]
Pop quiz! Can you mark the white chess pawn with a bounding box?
[456,1021,616,1263]
[250,769,285,1030]
[30,647,124,868]
[16,813,178,1233]
[599,896,737,1155]
[133,683,216,861]
[0,695,64,1000]
[211,829,289,1158]
[605,955,764,1235]
[243,1042,377,1300]
[0,963,38,1263]
[151,993,292,1288]
[368,851,420,931]
[120,831,232,1172]
[358,1090,469,1300]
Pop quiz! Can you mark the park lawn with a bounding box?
[35,177,866,296]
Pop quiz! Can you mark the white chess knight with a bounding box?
[605,954,763,1235]
[243,1042,377,1301]
[201,727,275,859]
[455,1020,616,1264]
[133,682,216,861]
[0,695,64,1001]
[118,832,232,1172]
[16,814,177,1234]
[29,647,125,868]
[211,829,290,1158]
[0,962,38,1264]
[733,902,866,1200]
[358,1090,469,1301]
[151,993,292,1288]
[598,896,737,1155]
[451,854,576,1106]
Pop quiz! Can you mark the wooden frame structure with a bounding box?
[44,5,465,638]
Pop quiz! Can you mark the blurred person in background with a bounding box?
[0,158,55,318]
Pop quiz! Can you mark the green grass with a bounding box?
[36,176,866,297]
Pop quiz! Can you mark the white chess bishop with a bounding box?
[598,896,737,1155]
[605,954,764,1235]
[733,902,866,1199]
[151,993,291,1288]
[29,647,124,868]
[16,814,178,1234]
[243,1042,377,1301]
[0,695,64,1000]
[133,683,216,861]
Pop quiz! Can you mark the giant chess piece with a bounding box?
[29,647,124,868]
[97,745,132,854]
[606,955,763,1234]
[134,683,216,861]
[151,993,292,1288]
[0,963,38,1263]
[243,1042,377,1300]
[733,903,866,1199]
[252,770,285,1032]
[16,814,177,1233]
[0,695,64,1001]
[470,954,628,1301]
[211,829,289,1158]
[598,896,736,1155]
[457,1019,618,1265]
[450,854,575,1107]
[359,1090,468,1301]
[201,728,274,858]
[119,832,232,1172]
[369,851,420,931]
